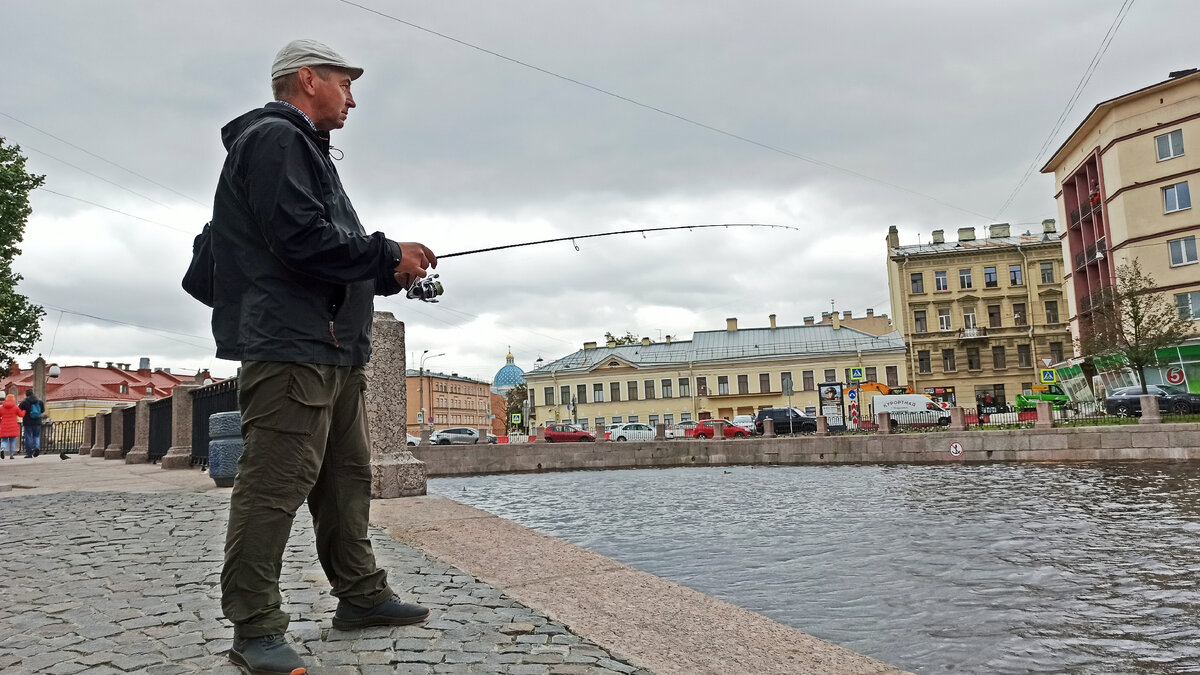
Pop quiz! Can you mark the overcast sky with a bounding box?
[5,0,1195,381]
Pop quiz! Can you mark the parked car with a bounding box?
[430,427,481,445]
[871,394,951,429]
[731,415,756,432]
[666,420,699,438]
[692,419,748,439]
[1105,384,1200,416]
[406,433,420,446]
[753,408,817,435]
[487,434,498,444]
[543,424,595,442]
[605,423,655,442]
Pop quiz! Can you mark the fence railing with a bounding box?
[148,397,173,462]
[966,408,1037,430]
[46,418,87,454]
[191,378,239,468]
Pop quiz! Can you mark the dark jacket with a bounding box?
[210,103,404,366]
[18,395,43,427]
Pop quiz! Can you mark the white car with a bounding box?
[665,421,698,439]
[430,427,481,445]
[406,433,420,446]
[605,423,655,442]
[731,415,756,432]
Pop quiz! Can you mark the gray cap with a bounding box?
[271,39,363,81]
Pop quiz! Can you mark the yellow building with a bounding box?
[405,369,493,435]
[886,222,1072,409]
[1040,68,1200,342]
[524,315,908,429]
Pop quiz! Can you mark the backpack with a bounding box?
[182,221,214,307]
[29,401,42,419]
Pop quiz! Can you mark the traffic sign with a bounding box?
[850,367,865,382]
[782,375,794,397]
[1042,357,1053,367]
[417,412,423,423]
[1166,367,1186,386]
[511,413,522,424]
[847,390,857,401]
[949,441,964,457]
[1039,369,1057,384]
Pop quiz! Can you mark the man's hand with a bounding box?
[394,242,437,289]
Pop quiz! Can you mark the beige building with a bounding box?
[1040,68,1200,342]
[886,223,1073,409]
[524,315,908,430]
[405,370,492,435]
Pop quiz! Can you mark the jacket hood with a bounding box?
[221,103,326,151]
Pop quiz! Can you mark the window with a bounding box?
[759,373,770,393]
[1018,344,1032,368]
[1176,291,1200,320]
[1157,128,1184,161]
[1050,342,1064,363]
[611,416,622,425]
[886,365,899,387]
[942,349,956,372]
[1013,303,1027,326]
[992,346,1007,369]
[661,379,673,398]
[802,370,814,391]
[718,376,730,395]
[866,367,877,382]
[914,310,928,333]
[644,379,655,400]
[963,308,977,329]
[845,368,853,384]
[824,369,836,382]
[610,382,621,402]
[1045,301,1059,324]
[663,414,674,426]
[1009,264,1023,286]
[938,308,952,331]
[935,271,948,291]
[737,374,749,394]
[984,266,998,287]
[628,416,639,423]
[959,268,973,289]
[580,419,589,430]
[1164,182,1192,213]
[593,382,604,402]
[911,272,925,293]
[561,386,570,407]
[966,347,981,370]
[678,378,690,397]
[648,414,658,427]
[1040,262,1055,284]
[1170,236,1198,267]
[918,350,931,373]
[544,387,555,406]
[988,304,1002,328]
[681,412,692,422]
[696,377,708,396]
[627,381,638,401]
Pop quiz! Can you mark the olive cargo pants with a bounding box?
[221,361,391,637]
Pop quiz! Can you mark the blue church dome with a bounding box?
[492,349,525,394]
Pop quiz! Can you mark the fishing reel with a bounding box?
[407,274,444,303]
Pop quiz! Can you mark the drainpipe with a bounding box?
[900,254,919,393]
[1019,246,1040,372]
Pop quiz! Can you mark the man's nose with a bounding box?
[346,92,356,108]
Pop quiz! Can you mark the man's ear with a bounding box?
[296,66,318,95]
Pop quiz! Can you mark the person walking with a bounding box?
[205,39,436,675]
[18,389,44,458]
[0,394,25,459]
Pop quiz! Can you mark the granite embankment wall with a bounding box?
[409,424,1200,477]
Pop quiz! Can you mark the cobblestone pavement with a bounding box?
[0,491,651,675]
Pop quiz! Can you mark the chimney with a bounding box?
[1042,218,1057,234]
[931,230,944,244]
[606,339,617,348]
[843,310,852,319]
[989,223,1010,238]
[887,225,900,249]
[665,335,672,344]
[957,227,976,242]
[139,357,150,371]
[866,308,875,317]
[163,368,171,374]
[92,361,99,368]
[726,317,738,332]
[769,314,777,329]
[641,337,651,346]
[106,361,113,368]
[584,341,597,350]
[821,311,831,319]
[804,316,814,325]
[832,313,841,330]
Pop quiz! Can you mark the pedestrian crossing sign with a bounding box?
[850,367,865,382]
[1039,369,1057,384]
[511,413,522,424]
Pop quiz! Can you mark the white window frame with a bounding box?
[937,308,952,332]
[1169,236,1198,267]
[1164,181,1192,214]
[934,270,949,291]
[1176,291,1200,320]
[963,310,977,329]
[959,268,972,289]
[1156,129,1184,162]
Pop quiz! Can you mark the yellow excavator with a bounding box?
[844,381,916,396]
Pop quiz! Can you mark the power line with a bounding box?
[33,302,215,350]
[16,139,173,209]
[994,0,1136,218]
[34,187,194,234]
[0,110,206,206]
[334,0,994,222]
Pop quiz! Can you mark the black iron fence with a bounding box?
[889,411,953,433]
[99,412,111,451]
[148,397,173,462]
[46,418,87,454]
[122,405,136,456]
[191,378,239,468]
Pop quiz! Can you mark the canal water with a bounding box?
[431,463,1200,674]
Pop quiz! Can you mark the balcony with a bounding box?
[958,327,988,340]
[1074,237,1107,271]
[1068,202,1101,229]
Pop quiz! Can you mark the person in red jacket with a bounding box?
[0,394,25,459]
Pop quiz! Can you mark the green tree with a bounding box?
[1080,259,1194,394]
[504,383,528,433]
[0,138,45,366]
[604,330,641,346]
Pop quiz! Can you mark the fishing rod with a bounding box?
[406,222,797,302]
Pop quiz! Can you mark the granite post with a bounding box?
[876,412,893,435]
[1139,394,1162,424]
[90,411,109,457]
[655,423,666,441]
[763,417,776,438]
[713,420,727,440]
[814,415,829,437]
[365,311,426,498]
[81,415,95,455]
[125,397,154,464]
[948,407,967,432]
[1035,401,1055,430]
[160,384,198,469]
[104,404,131,459]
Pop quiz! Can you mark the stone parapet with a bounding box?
[364,311,426,498]
[948,407,966,432]
[1140,395,1162,424]
[125,397,154,464]
[160,384,199,470]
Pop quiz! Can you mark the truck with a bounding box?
[1014,383,1071,411]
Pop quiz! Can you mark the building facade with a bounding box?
[524,315,908,430]
[886,223,1073,409]
[1,359,209,422]
[405,370,493,435]
[1040,69,1200,343]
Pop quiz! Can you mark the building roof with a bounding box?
[527,324,906,376]
[405,369,490,386]
[0,363,207,403]
[890,232,1060,259]
[1040,68,1200,174]
[492,351,525,389]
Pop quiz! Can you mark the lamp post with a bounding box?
[418,350,444,432]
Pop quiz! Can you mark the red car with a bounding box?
[691,419,748,439]
[543,424,595,442]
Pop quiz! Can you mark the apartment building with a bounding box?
[405,370,492,435]
[886,223,1072,409]
[523,315,907,429]
[1040,68,1200,342]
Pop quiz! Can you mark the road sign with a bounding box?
[1042,357,1053,367]
[782,375,794,397]
[511,413,522,424]
[1166,367,1186,386]
[417,412,423,423]
[847,390,857,401]
[949,441,964,457]
[850,367,865,382]
[1039,369,1057,384]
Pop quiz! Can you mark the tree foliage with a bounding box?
[0,138,45,366]
[504,382,528,432]
[1080,259,1194,394]
[604,330,641,345]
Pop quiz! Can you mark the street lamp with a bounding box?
[418,350,444,433]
